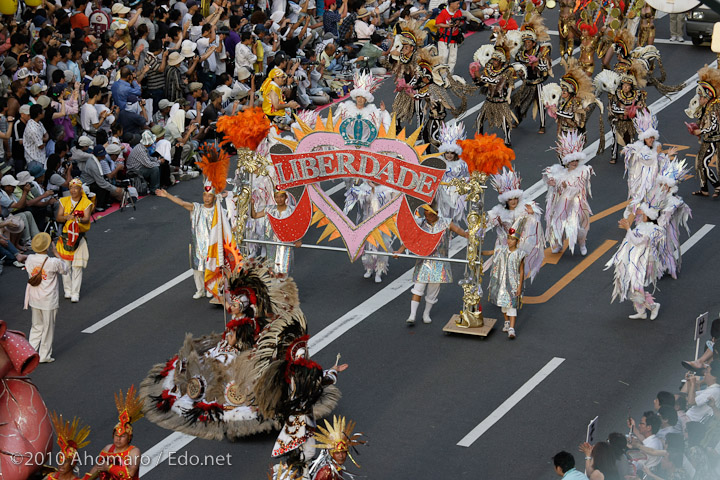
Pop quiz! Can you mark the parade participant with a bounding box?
[578,20,598,77]
[334,72,390,131]
[156,184,223,299]
[55,178,92,303]
[383,20,427,128]
[344,181,397,283]
[558,0,578,59]
[689,65,720,198]
[436,122,469,225]
[622,109,669,215]
[310,416,365,480]
[46,413,91,480]
[89,386,142,480]
[638,4,656,47]
[486,168,545,282]
[612,28,682,96]
[488,225,525,339]
[395,203,468,325]
[512,13,551,134]
[608,66,647,164]
[25,232,68,364]
[654,159,692,279]
[543,130,594,256]
[410,47,467,149]
[546,58,600,143]
[472,41,516,146]
[251,190,302,275]
[605,201,664,320]
[262,69,300,129]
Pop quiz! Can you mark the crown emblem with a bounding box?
[340,115,377,147]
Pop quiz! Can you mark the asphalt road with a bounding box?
[2,10,719,480]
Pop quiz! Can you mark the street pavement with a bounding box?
[1,10,719,480]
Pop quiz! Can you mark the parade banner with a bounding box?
[266,113,448,261]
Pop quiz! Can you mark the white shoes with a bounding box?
[629,311,647,319]
[193,291,205,299]
[406,317,415,325]
[508,328,516,339]
[363,269,372,279]
[580,245,587,256]
[374,273,382,283]
[71,295,79,303]
[650,303,661,320]
[502,320,510,332]
[551,245,561,254]
[40,357,55,363]
[422,316,432,324]
[64,293,71,299]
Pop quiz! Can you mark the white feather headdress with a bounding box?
[350,71,382,103]
[553,130,587,166]
[633,109,659,141]
[492,168,524,204]
[438,122,465,155]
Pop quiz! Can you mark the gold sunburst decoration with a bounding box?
[277,109,434,252]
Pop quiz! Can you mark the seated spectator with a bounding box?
[126,130,163,194]
[685,362,720,423]
[356,32,389,75]
[682,317,720,371]
[552,451,589,479]
[73,135,122,210]
[102,143,125,182]
[0,174,40,246]
[44,154,72,194]
[320,42,343,72]
[656,405,680,441]
[628,411,663,472]
[0,217,27,267]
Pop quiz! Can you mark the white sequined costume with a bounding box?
[543,163,594,253]
[488,244,526,309]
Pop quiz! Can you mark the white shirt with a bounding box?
[24,254,69,310]
[80,102,99,134]
[235,43,257,78]
[687,384,720,422]
[355,19,376,40]
[641,434,663,469]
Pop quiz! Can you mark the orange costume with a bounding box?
[46,413,91,480]
[95,386,143,480]
[98,445,139,480]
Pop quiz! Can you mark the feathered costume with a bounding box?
[335,72,391,131]
[344,181,398,278]
[607,59,648,163]
[511,14,552,131]
[485,168,545,281]
[543,130,595,254]
[604,201,665,318]
[654,160,692,279]
[436,122,469,225]
[473,37,518,146]
[139,260,341,444]
[622,109,668,217]
[384,20,427,126]
[46,413,91,480]
[309,416,365,480]
[692,65,720,193]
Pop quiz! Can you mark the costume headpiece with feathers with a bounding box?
[51,413,91,463]
[657,158,691,191]
[492,168,524,204]
[114,385,144,436]
[438,122,466,155]
[415,46,441,76]
[520,13,550,43]
[560,58,594,104]
[619,60,648,89]
[314,415,365,463]
[613,29,636,59]
[697,65,720,99]
[633,109,659,141]
[350,71,382,103]
[398,19,427,47]
[553,130,587,166]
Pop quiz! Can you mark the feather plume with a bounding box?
[196,144,231,193]
[520,13,550,43]
[50,412,91,457]
[561,58,596,105]
[698,64,720,93]
[216,107,271,151]
[115,385,145,425]
[457,133,515,175]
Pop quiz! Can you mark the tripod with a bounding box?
[120,185,136,212]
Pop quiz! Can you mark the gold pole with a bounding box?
[232,147,272,248]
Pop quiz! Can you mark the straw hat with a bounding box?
[167,52,183,66]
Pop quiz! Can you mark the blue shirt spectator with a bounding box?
[111,66,142,110]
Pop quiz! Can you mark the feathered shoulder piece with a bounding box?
[252,310,308,376]
[114,385,144,436]
[560,58,595,104]
[698,65,720,99]
[398,19,427,47]
[613,29,636,59]
[520,13,550,43]
[51,412,91,461]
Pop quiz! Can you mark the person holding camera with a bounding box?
[435,0,464,74]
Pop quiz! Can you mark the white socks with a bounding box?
[423,302,433,323]
[409,300,420,320]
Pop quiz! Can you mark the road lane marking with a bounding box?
[680,224,714,255]
[524,240,617,304]
[457,357,565,447]
[82,270,193,334]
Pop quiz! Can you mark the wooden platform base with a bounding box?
[443,315,497,337]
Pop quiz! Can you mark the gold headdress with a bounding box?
[314,415,366,467]
[560,58,594,104]
[613,29,636,59]
[50,412,91,464]
[114,385,144,437]
[519,13,550,43]
[697,65,720,99]
[398,19,427,47]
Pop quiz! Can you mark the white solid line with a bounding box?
[524,62,716,203]
[139,235,468,476]
[457,357,566,447]
[325,182,345,196]
[680,224,715,255]
[82,270,193,334]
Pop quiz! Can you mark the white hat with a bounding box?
[16,171,33,185]
[140,130,156,146]
[106,144,123,155]
[158,99,173,110]
[1,174,19,186]
[18,104,30,115]
[437,122,465,156]
[236,67,251,81]
[180,40,197,58]
[349,71,380,103]
[167,52,184,66]
[112,3,131,14]
[78,135,94,147]
[16,68,30,79]
[90,75,109,88]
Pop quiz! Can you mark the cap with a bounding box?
[126,94,140,104]
[187,0,198,7]
[93,145,107,157]
[112,3,131,14]
[254,24,268,34]
[236,66,251,81]
[189,82,203,92]
[140,130,156,146]
[158,99,172,110]
[33,15,47,28]
[18,105,30,115]
[106,144,122,155]
[16,171,33,185]
[29,83,44,95]
[78,136,94,147]
[36,95,51,109]
[113,40,127,50]
[3,57,17,70]
[28,163,45,178]
[16,68,30,79]
[63,70,74,82]
[1,174,19,186]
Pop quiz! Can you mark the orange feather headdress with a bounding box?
[457,133,515,175]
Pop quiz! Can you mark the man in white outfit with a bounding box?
[24,233,68,363]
